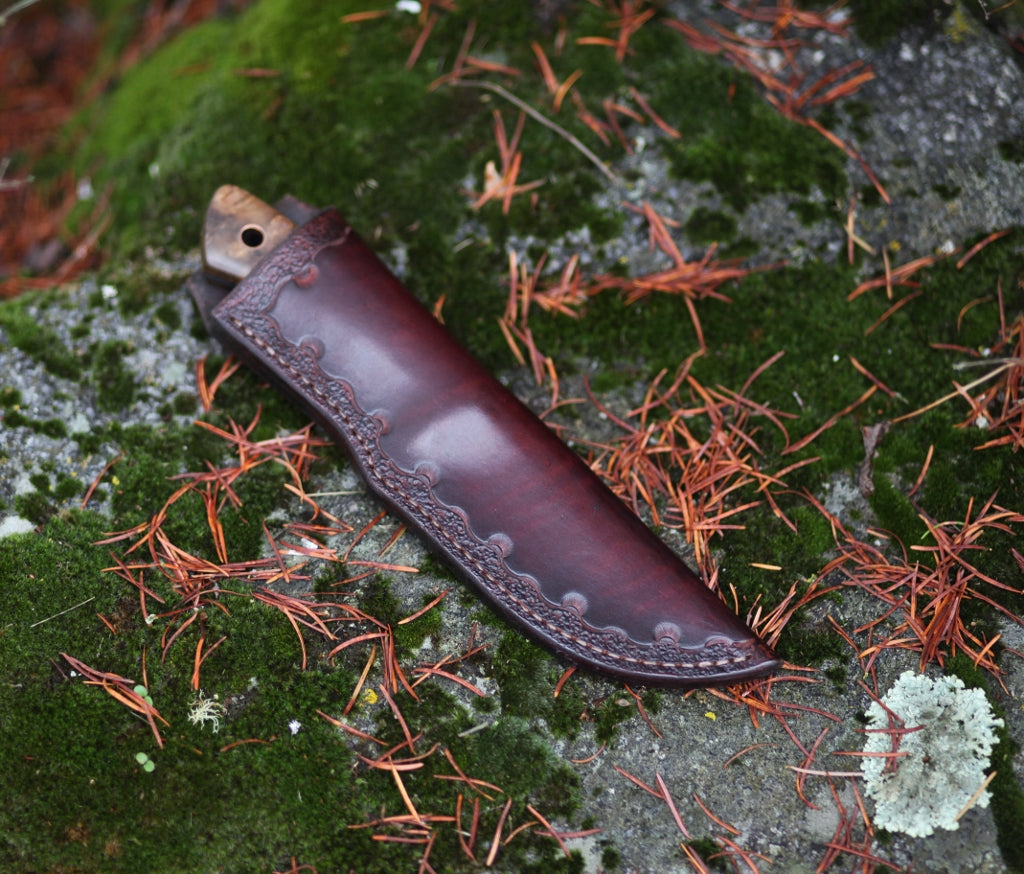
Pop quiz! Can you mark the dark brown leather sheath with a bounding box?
[190,197,779,686]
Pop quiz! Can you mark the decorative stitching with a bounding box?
[215,213,769,682]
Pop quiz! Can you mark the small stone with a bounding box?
[0,516,35,538]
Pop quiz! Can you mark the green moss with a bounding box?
[53,473,82,502]
[359,575,403,627]
[774,610,846,666]
[101,421,213,527]
[0,512,114,677]
[358,685,582,869]
[59,0,848,338]
[456,715,580,812]
[846,0,948,44]
[685,836,730,872]
[152,299,182,330]
[0,397,70,438]
[0,296,82,379]
[13,491,57,526]
[38,417,70,439]
[0,386,21,408]
[642,689,663,718]
[824,663,848,692]
[8,408,33,431]
[998,139,1024,164]
[658,54,846,211]
[170,391,200,416]
[841,99,874,142]
[685,207,738,246]
[932,182,962,201]
[588,364,640,394]
[594,695,639,745]
[0,501,584,872]
[1,676,391,872]
[114,268,186,318]
[547,681,591,739]
[89,338,138,411]
[859,182,886,208]
[869,474,927,548]
[790,198,831,226]
[1,406,68,438]
[66,0,511,274]
[488,629,612,742]
[418,554,459,584]
[492,628,554,715]
[601,842,623,870]
[722,235,762,259]
[393,591,445,650]
[472,694,498,714]
[722,504,835,598]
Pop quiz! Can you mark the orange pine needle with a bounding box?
[340,10,389,23]
[956,228,1011,269]
[485,797,514,866]
[864,290,924,336]
[784,386,877,455]
[553,69,583,112]
[191,633,226,690]
[654,773,691,839]
[628,86,681,138]
[405,11,438,70]
[530,40,558,93]
[691,793,740,835]
[848,356,897,397]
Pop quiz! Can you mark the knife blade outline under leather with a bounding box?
[187,185,780,687]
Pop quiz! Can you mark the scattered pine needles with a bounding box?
[583,352,806,575]
[897,277,1024,452]
[808,491,1024,680]
[664,3,888,202]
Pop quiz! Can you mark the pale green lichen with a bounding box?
[187,691,227,733]
[861,670,1003,838]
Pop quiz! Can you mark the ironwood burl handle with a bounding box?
[188,185,780,686]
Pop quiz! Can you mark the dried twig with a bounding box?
[447,79,623,186]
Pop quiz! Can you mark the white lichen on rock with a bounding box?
[861,670,1002,838]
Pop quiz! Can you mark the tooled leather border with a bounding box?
[214,211,771,683]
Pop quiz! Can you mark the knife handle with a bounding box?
[189,187,779,686]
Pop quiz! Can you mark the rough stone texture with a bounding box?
[853,15,1024,257]
[3,3,1024,873]
[0,272,207,527]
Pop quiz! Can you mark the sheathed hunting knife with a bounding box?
[188,185,780,687]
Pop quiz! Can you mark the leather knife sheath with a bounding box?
[188,185,780,687]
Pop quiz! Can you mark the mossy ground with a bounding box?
[4,0,1024,870]
[0,370,584,872]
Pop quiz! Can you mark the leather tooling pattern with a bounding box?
[208,211,776,684]
[227,315,766,681]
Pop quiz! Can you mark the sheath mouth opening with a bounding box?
[240,225,266,248]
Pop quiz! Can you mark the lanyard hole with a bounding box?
[240,225,265,248]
